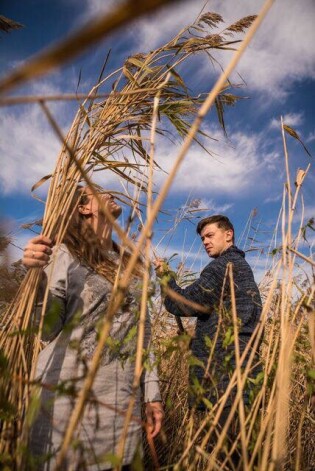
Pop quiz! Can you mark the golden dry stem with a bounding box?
[1,0,314,469]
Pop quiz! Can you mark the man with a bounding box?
[155,215,262,460]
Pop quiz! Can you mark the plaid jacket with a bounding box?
[164,245,262,408]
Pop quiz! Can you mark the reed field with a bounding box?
[0,0,314,469]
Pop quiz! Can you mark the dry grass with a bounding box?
[145,158,314,470]
[146,282,314,470]
[1,0,314,469]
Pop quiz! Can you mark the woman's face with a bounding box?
[79,187,122,225]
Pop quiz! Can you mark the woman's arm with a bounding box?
[23,235,67,341]
[144,401,164,439]
[141,311,164,438]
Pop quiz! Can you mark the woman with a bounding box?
[23,186,163,470]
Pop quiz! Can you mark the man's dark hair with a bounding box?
[196,215,235,243]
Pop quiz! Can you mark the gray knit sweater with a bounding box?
[164,246,262,409]
[30,244,161,470]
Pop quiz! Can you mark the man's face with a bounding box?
[200,223,233,258]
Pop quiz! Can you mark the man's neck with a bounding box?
[219,242,234,256]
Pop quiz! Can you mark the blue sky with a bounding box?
[0,0,314,280]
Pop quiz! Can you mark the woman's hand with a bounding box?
[145,401,164,439]
[22,235,53,268]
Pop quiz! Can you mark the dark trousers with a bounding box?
[194,406,241,470]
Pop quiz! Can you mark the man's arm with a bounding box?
[155,260,222,318]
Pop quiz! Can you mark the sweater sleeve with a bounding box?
[45,245,70,299]
[37,245,70,342]
[141,310,162,403]
[164,262,223,318]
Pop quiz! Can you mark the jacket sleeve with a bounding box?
[140,310,162,403]
[164,263,223,318]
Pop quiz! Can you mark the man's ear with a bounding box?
[226,229,233,242]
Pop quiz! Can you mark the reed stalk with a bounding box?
[2,0,314,469]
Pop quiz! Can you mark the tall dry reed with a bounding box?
[2,1,313,470]
[0,6,264,468]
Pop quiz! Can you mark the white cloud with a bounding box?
[0,76,77,194]
[205,0,315,98]
[0,105,60,194]
[0,217,34,263]
[306,130,315,143]
[6,231,30,263]
[152,127,281,196]
[2,0,313,199]
[109,0,315,99]
[263,194,282,204]
[78,0,118,19]
[0,91,289,203]
[0,76,124,195]
[269,112,304,130]
[293,204,315,225]
[191,198,233,214]
[175,197,233,218]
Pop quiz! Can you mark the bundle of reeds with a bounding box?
[0,7,264,469]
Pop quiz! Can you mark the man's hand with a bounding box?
[153,258,166,278]
[153,257,174,278]
[145,401,164,439]
[22,235,53,268]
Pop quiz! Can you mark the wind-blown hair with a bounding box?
[63,186,141,284]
